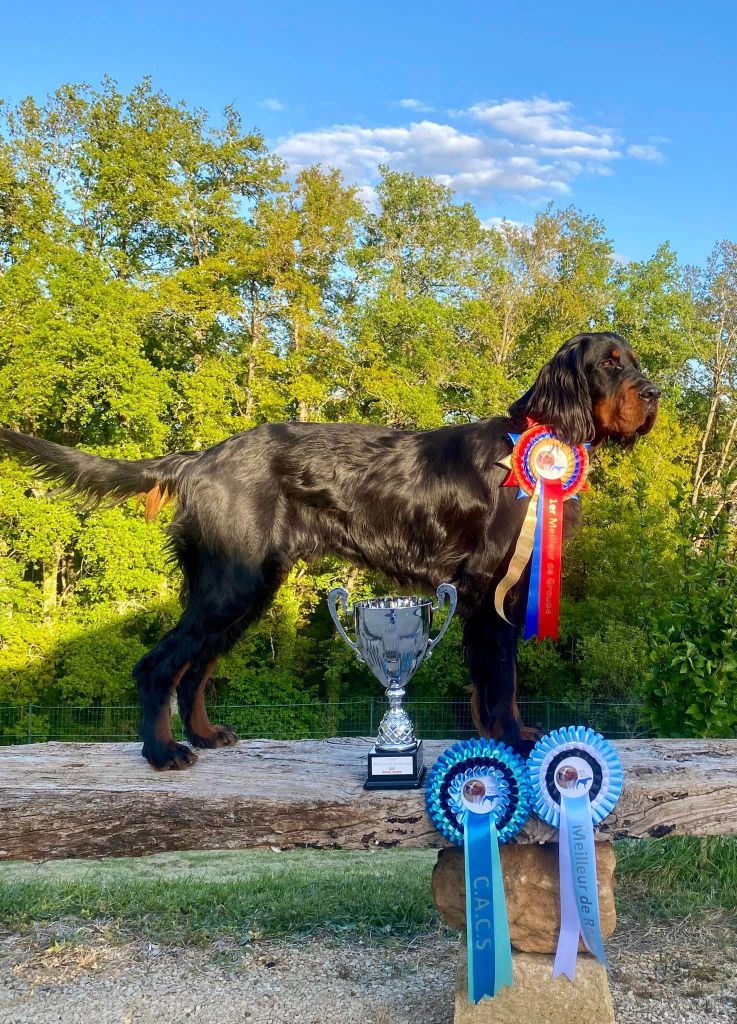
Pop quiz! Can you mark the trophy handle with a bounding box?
[425,583,458,658]
[327,587,363,661]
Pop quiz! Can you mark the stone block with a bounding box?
[454,945,615,1024]
[432,842,616,953]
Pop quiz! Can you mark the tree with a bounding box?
[687,242,737,513]
[0,76,734,736]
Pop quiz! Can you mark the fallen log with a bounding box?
[1,737,736,861]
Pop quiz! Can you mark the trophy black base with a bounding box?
[364,740,426,790]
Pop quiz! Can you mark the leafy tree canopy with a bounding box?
[1,79,735,736]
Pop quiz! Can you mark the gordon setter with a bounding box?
[0,332,659,769]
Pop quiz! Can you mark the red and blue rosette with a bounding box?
[426,740,531,1003]
[494,422,590,641]
[528,727,623,980]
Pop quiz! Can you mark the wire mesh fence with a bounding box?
[0,698,652,746]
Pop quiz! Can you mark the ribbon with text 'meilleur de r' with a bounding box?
[528,727,623,980]
[494,421,590,641]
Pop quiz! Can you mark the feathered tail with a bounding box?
[0,428,199,520]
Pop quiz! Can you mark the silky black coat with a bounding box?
[0,331,660,769]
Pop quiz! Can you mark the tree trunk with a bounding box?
[245,285,260,421]
[1,738,736,860]
[41,545,61,613]
[293,320,310,422]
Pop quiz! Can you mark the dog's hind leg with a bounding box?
[135,556,285,770]
[133,607,212,770]
[176,657,236,749]
[176,578,279,750]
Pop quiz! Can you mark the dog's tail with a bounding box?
[0,428,200,520]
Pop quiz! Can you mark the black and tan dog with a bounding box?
[0,332,659,769]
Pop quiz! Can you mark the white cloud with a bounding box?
[483,216,530,233]
[279,119,588,198]
[353,183,379,212]
[397,98,434,112]
[627,143,665,162]
[261,98,285,112]
[274,96,664,206]
[466,98,618,154]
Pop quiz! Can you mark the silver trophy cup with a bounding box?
[328,584,458,789]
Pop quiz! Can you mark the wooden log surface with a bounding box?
[1,737,736,861]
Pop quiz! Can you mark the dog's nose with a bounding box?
[639,383,661,402]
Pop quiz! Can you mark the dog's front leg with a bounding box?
[463,603,540,757]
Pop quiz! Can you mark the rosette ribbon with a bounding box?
[494,422,589,641]
[528,727,623,980]
[426,740,531,1002]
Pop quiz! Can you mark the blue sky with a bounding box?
[3,1,735,266]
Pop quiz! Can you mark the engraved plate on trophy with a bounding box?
[328,584,457,789]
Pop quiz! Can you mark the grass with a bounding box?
[615,836,737,921]
[1,839,736,945]
[0,849,440,943]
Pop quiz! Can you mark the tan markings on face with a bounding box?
[611,347,621,359]
[619,383,648,431]
[593,382,650,435]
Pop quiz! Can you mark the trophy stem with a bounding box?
[376,681,417,753]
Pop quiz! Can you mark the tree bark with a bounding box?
[1,738,736,861]
[41,544,61,613]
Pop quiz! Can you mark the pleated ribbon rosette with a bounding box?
[528,727,623,980]
[494,422,590,641]
[426,740,531,1003]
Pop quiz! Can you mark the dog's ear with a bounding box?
[508,337,594,445]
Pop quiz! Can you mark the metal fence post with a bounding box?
[369,697,375,739]
[27,703,33,744]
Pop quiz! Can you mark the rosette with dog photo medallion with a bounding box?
[528,727,623,980]
[495,421,590,641]
[426,740,531,1002]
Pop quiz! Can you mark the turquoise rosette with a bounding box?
[426,738,531,845]
[426,739,532,1003]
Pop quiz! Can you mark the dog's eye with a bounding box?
[601,359,623,370]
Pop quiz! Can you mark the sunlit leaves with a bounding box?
[0,77,733,720]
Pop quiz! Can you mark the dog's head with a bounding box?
[509,332,660,447]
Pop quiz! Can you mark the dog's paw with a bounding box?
[142,741,198,770]
[188,725,238,749]
[509,737,537,760]
[508,727,542,759]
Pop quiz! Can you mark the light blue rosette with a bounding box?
[427,740,531,1003]
[528,727,623,981]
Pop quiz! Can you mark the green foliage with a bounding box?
[615,837,737,921]
[644,488,737,736]
[0,77,734,731]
